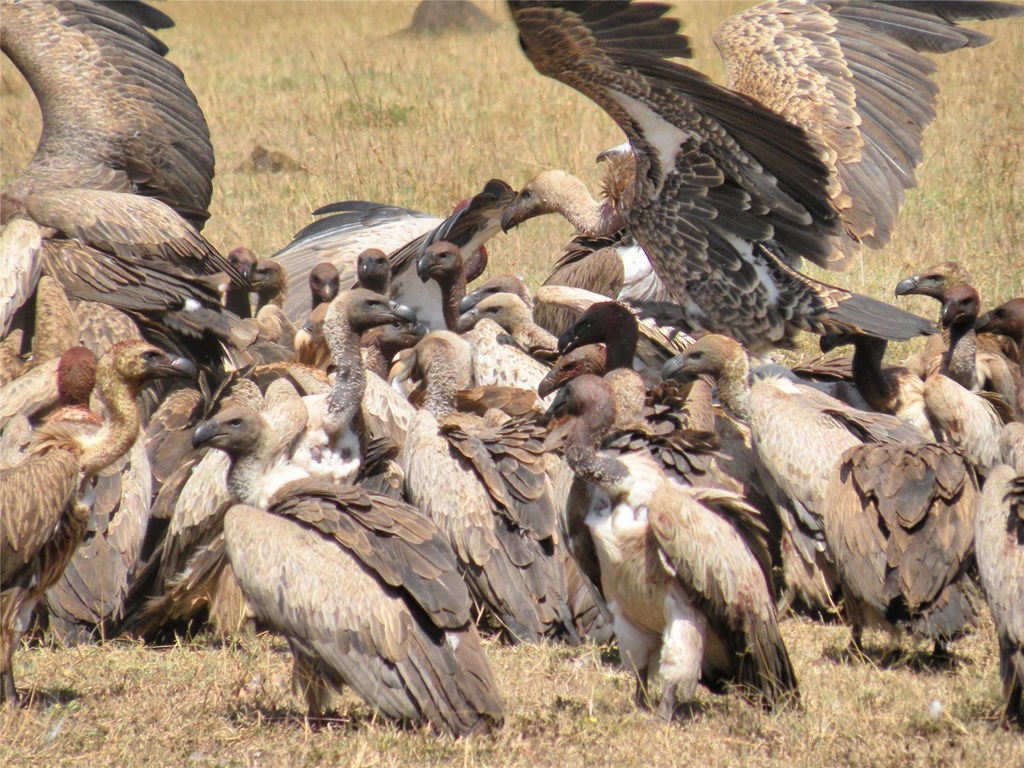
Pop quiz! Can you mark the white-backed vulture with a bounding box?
[974,465,1024,726]
[663,333,927,613]
[924,284,1011,475]
[1,340,194,703]
[191,406,505,735]
[976,296,1024,417]
[308,261,340,310]
[456,292,558,360]
[824,442,981,655]
[547,374,797,717]
[503,1,1023,347]
[355,248,391,295]
[896,262,1021,394]
[819,332,930,434]
[399,332,577,643]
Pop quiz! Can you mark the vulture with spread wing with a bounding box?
[506,0,1022,349]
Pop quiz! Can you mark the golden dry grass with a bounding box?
[2,1,1024,765]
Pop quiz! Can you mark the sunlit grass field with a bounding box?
[2,1,1023,765]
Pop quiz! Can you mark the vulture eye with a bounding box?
[143,350,162,361]
[521,189,532,201]
[228,418,242,428]
[688,351,703,361]
[994,308,1006,318]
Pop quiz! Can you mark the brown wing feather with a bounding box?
[1,0,214,229]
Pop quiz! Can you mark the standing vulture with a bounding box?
[505,0,1022,349]
[1,340,193,703]
[192,407,504,736]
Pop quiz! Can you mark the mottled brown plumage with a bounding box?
[974,466,1024,725]
[507,0,1019,347]
[825,442,980,652]
[1,340,193,702]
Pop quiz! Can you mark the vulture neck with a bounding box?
[604,368,646,427]
[564,407,629,494]
[78,368,143,477]
[424,357,459,419]
[941,321,977,388]
[227,439,269,506]
[717,353,753,423]
[439,271,468,332]
[224,283,252,319]
[550,175,625,238]
[324,312,367,434]
[604,322,638,372]
[850,335,897,412]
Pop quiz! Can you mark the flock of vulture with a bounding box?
[2,0,1023,739]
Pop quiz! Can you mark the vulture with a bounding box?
[0,0,248,365]
[924,284,1011,475]
[896,263,1020,397]
[975,296,1024,417]
[1,340,194,703]
[398,332,577,643]
[824,442,981,656]
[546,374,797,717]
[273,179,515,326]
[505,0,1023,349]
[192,406,504,735]
[975,465,1024,726]
[663,333,928,613]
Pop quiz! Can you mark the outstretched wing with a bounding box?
[1,0,214,229]
[714,0,1024,264]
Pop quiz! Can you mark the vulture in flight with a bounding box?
[506,0,1022,350]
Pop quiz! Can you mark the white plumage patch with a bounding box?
[610,92,698,188]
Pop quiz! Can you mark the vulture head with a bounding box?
[309,261,340,308]
[102,340,196,389]
[975,297,1024,341]
[458,275,532,315]
[500,170,568,232]
[355,248,390,294]
[389,331,473,392]
[191,405,265,455]
[661,334,743,382]
[537,344,606,399]
[251,259,287,305]
[227,247,257,283]
[362,321,427,361]
[325,289,416,336]
[895,262,973,300]
[416,241,463,285]
[939,284,981,329]
[543,373,617,448]
[557,301,637,365]
[455,292,531,334]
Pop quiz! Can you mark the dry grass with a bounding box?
[1,616,1022,768]
[2,1,1023,764]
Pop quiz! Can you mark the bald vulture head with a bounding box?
[101,339,196,388]
[537,344,606,399]
[545,373,617,438]
[500,169,574,232]
[557,302,637,358]
[458,274,533,314]
[250,259,287,306]
[227,247,256,283]
[895,262,974,300]
[309,261,340,309]
[325,289,416,335]
[976,297,1024,341]
[940,284,981,329]
[455,292,532,334]
[660,334,744,382]
[355,248,390,294]
[416,241,463,285]
[191,405,265,456]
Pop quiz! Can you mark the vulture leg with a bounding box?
[658,599,705,721]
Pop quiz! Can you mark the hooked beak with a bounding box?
[390,302,417,324]
[455,308,479,334]
[191,419,220,449]
[388,349,417,386]
[894,275,920,297]
[500,204,521,234]
[557,327,582,355]
[940,299,962,328]
[660,353,690,382]
[150,355,197,381]
[537,369,566,400]
[415,252,435,282]
[458,291,482,315]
